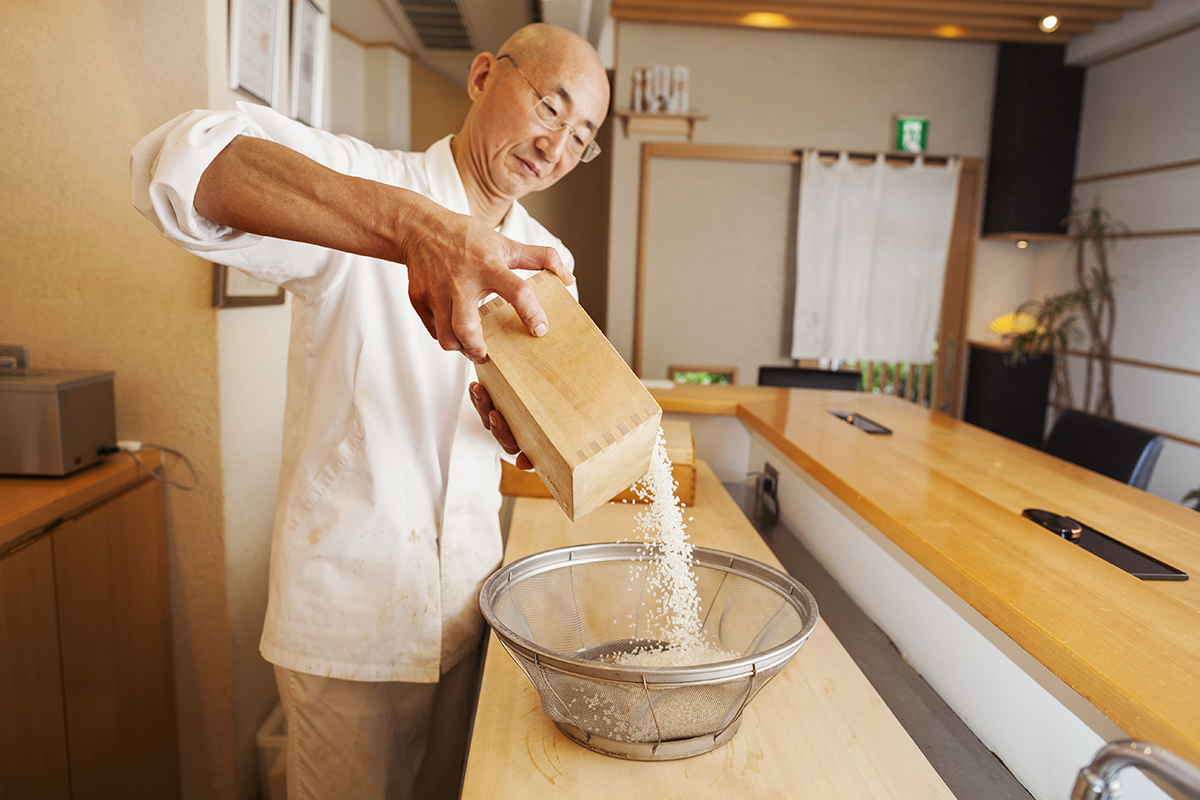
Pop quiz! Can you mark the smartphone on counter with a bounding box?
[1022,508,1188,581]
[829,410,893,435]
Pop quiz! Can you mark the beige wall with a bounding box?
[0,0,237,797]
[204,1,299,797]
[330,29,370,141]
[331,29,413,152]
[410,59,473,151]
[367,47,413,151]
[607,22,998,377]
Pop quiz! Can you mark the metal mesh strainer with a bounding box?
[479,543,819,760]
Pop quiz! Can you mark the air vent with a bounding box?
[396,0,473,51]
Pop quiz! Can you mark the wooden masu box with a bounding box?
[476,272,663,521]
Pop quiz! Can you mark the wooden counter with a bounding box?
[1,450,162,552]
[652,385,1200,767]
[462,461,957,799]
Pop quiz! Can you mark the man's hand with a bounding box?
[398,198,573,363]
[470,382,533,470]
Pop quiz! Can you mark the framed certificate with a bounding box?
[229,0,283,105]
[290,0,327,127]
[212,265,286,309]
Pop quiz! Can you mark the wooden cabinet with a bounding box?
[0,456,179,799]
[0,536,71,797]
[963,342,1052,448]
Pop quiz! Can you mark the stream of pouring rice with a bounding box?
[614,427,737,667]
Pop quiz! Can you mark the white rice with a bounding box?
[615,427,738,667]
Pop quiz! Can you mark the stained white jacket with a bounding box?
[131,103,574,682]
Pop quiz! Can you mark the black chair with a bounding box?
[757,366,863,391]
[1043,409,1164,490]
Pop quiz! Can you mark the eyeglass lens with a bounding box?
[502,54,599,162]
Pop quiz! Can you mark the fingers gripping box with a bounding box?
[475,272,663,521]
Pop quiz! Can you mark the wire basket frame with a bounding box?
[480,543,819,760]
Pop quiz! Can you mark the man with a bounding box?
[131,23,609,799]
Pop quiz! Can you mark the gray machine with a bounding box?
[0,345,116,476]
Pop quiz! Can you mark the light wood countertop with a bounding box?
[462,462,957,799]
[651,385,1200,765]
[1,450,162,554]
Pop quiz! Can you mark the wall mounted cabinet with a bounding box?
[982,44,1085,238]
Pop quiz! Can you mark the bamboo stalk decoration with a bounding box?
[1010,206,1127,419]
[1070,207,1122,418]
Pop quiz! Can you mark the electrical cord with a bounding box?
[3,444,198,562]
[99,443,199,491]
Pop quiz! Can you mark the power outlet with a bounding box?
[762,462,779,504]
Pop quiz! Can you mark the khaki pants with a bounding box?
[274,648,481,800]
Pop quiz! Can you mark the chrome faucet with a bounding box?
[1072,741,1200,800]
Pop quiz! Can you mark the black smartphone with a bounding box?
[828,410,893,435]
[1022,508,1188,581]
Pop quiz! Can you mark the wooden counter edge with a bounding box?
[0,451,163,552]
[649,384,782,415]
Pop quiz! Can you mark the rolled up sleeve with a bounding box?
[131,106,270,251]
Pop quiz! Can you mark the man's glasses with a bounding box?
[497,54,601,164]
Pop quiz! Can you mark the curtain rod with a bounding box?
[795,149,954,166]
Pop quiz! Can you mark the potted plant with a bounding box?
[1007,206,1127,417]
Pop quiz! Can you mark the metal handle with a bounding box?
[1071,741,1200,800]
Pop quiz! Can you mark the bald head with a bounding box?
[496,24,610,130]
[451,23,610,219]
[499,25,608,96]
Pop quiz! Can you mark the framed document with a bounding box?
[291,0,327,127]
[212,265,286,309]
[229,0,283,105]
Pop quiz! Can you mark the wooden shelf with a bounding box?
[615,111,708,142]
[980,231,1071,243]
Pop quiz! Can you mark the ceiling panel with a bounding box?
[610,0,1154,44]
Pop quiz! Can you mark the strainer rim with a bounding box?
[479,543,819,684]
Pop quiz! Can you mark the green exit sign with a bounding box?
[895,115,929,153]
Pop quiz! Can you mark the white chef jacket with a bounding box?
[131,102,575,683]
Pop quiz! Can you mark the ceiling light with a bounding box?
[742,12,791,28]
[1016,239,1030,249]
[1039,15,1060,32]
[934,24,965,38]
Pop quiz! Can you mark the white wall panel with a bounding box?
[1076,167,1200,232]
[1053,24,1200,507]
[642,158,795,383]
[1103,237,1200,369]
[1075,27,1200,176]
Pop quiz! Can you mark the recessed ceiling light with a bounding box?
[1016,239,1030,249]
[1039,15,1060,32]
[742,12,791,28]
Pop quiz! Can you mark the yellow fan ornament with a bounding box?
[989,311,1041,340]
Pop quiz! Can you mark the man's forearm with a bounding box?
[193,134,424,263]
[192,133,568,362]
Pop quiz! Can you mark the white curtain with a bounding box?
[791,150,961,364]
